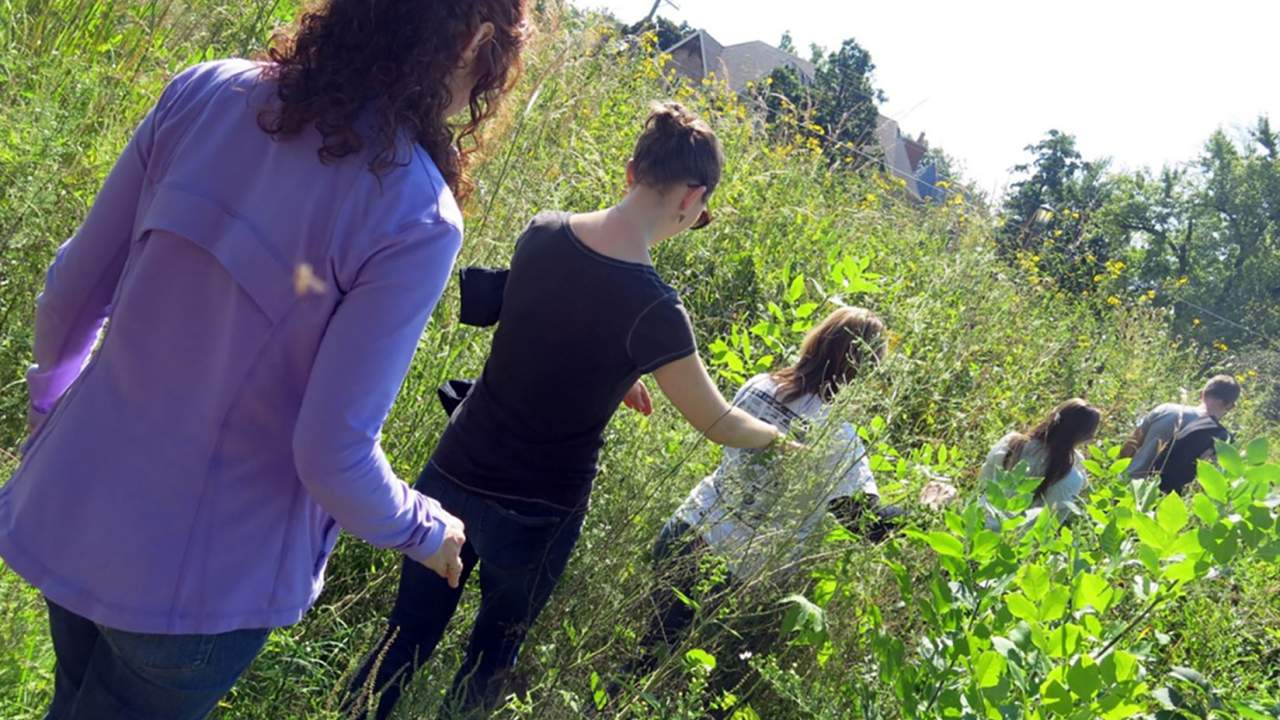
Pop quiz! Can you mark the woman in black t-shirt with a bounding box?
[346,103,789,719]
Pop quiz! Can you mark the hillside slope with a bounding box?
[0,3,1275,718]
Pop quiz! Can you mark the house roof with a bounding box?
[718,41,816,92]
[664,31,814,94]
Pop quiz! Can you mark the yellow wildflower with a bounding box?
[1106,295,1121,306]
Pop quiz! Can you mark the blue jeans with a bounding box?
[634,519,730,668]
[345,462,585,720]
[43,599,269,720]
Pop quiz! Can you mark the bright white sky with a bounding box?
[573,0,1279,197]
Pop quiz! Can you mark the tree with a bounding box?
[1033,116,1280,413]
[812,39,885,161]
[778,30,795,55]
[623,14,692,51]
[998,131,1116,292]
[760,37,885,166]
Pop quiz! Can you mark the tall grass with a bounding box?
[1,2,1276,718]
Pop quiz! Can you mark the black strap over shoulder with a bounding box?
[458,266,509,327]
[1156,415,1230,494]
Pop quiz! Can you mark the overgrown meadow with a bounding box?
[1,2,1277,719]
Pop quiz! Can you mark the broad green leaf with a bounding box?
[1234,704,1274,720]
[1082,613,1104,639]
[1137,543,1162,575]
[792,302,818,319]
[1105,650,1139,683]
[973,650,1006,688]
[1171,529,1205,558]
[1162,556,1198,582]
[1067,655,1102,700]
[779,594,825,639]
[1217,441,1245,478]
[991,636,1020,659]
[1100,519,1123,556]
[1156,493,1189,534]
[1196,461,1228,502]
[1045,623,1084,659]
[1191,493,1219,525]
[1244,438,1269,466]
[722,351,745,373]
[1072,573,1114,613]
[1005,592,1039,622]
[786,275,805,302]
[1017,564,1052,602]
[590,671,607,710]
[1039,674,1074,716]
[1109,457,1133,475]
[1244,464,1280,484]
[1039,586,1070,622]
[684,648,716,671]
[906,529,965,559]
[1131,513,1173,553]
[1258,540,1280,562]
[971,530,1001,559]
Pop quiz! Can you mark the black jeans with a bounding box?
[345,463,584,720]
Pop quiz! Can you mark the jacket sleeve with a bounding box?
[292,221,463,563]
[26,69,193,428]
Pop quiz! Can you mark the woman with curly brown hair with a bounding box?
[0,2,528,718]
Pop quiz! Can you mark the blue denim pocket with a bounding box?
[484,498,563,529]
[99,628,218,671]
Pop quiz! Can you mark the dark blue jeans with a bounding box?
[345,462,585,720]
[633,519,731,672]
[42,599,269,720]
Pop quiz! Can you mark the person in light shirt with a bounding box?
[636,307,902,672]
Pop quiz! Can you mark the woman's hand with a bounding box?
[421,515,466,589]
[622,379,653,416]
[770,432,806,453]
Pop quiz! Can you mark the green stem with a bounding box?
[1094,582,1179,661]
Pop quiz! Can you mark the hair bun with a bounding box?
[647,101,697,134]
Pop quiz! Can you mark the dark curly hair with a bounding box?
[257,0,529,202]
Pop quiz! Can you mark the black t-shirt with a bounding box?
[430,212,697,510]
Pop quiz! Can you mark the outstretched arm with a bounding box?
[651,354,782,449]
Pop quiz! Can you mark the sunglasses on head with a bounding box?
[687,183,713,230]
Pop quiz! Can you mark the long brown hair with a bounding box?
[773,306,886,404]
[257,0,529,202]
[630,101,725,197]
[1004,398,1101,500]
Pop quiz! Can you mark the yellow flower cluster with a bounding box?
[1213,340,1229,352]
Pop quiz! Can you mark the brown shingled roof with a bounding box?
[664,31,815,93]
